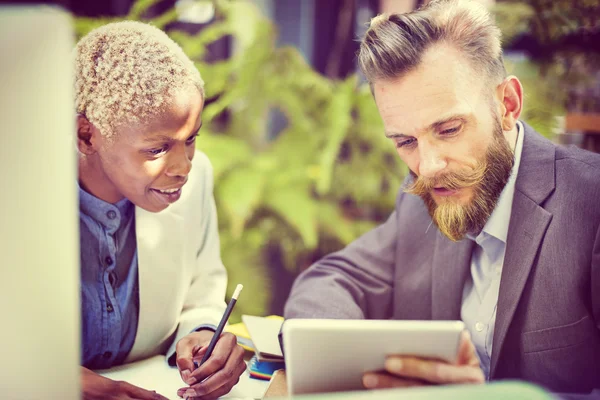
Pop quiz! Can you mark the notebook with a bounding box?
[248,355,285,381]
[224,321,255,352]
[242,315,284,362]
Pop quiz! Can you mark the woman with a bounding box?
[75,21,245,400]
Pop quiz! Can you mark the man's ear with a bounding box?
[496,76,523,132]
[77,114,99,155]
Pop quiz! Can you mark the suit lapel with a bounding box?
[128,205,184,359]
[489,123,556,377]
[489,192,552,376]
[432,233,474,320]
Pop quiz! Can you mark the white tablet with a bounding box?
[282,319,465,395]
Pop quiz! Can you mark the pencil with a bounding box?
[198,284,243,366]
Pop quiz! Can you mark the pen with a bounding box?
[197,284,243,367]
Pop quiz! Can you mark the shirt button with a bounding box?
[103,351,112,359]
[105,256,113,266]
[106,303,114,313]
[475,322,484,332]
[107,210,117,220]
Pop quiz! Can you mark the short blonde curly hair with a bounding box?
[75,20,204,138]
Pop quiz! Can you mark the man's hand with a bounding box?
[175,331,246,400]
[82,367,168,400]
[362,330,485,389]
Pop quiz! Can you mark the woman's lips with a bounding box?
[150,187,182,204]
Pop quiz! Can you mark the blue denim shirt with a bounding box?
[79,185,139,369]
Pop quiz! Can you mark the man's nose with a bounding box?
[165,146,192,178]
[418,144,447,179]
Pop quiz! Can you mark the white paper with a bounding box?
[242,315,284,358]
[98,355,269,399]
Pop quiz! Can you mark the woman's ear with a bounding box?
[76,115,98,155]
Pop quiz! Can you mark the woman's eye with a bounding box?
[186,134,198,145]
[148,146,167,156]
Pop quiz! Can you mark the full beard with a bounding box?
[404,118,515,242]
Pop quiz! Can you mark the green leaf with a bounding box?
[195,61,233,97]
[267,126,321,168]
[491,3,535,45]
[264,183,318,249]
[216,167,266,237]
[148,9,178,29]
[225,1,267,49]
[222,228,271,322]
[197,133,253,179]
[127,0,159,19]
[316,76,356,195]
[202,90,243,122]
[317,203,357,244]
[505,59,564,138]
[194,22,236,48]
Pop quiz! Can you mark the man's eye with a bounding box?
[440,126,460,135]
[396,138,416,148]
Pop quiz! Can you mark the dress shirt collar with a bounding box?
[78,183,133,233]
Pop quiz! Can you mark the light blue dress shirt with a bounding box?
[79,185,140,369]
[460,122,524,379]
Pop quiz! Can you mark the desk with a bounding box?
[263,370,554,400]
[100,360,553,400]
[98,355,270,400]
[263,370,287,398]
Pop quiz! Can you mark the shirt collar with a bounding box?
[470,121,525,245]
[78,183,133,233]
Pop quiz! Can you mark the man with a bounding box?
[75,21,245,400]
[284,0,600,397]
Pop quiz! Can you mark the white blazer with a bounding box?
[125,150,227,363]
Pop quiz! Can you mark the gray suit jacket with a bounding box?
[284,123,600,397]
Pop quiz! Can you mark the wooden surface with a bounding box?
[263,370,287,398]
[565,112,600,134]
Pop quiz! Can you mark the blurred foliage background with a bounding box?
[494,0,600,137]
[75,0,599,322]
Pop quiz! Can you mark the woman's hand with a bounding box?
[175,331,246,399]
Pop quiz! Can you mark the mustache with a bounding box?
[404,161,487,196]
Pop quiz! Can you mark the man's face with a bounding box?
[373,45,514,241]
[80,87,204,213]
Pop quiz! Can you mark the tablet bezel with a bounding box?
[282,319,465,395]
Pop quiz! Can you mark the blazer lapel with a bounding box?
[489,192,551,376]
[489,123,556,377]
[128,205,184,360]
[431,233,474,320]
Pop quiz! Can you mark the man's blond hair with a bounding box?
[358,0,506,85]
[75,21,204,138]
